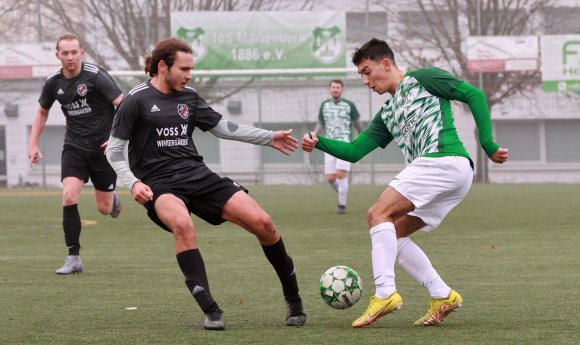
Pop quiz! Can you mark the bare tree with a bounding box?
[21,0,319,101]
[0,0,40,42]
[374,0,553,182]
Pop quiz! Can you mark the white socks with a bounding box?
[369,225,451,299]
[337,177,348,206]
[370,222,398,298]
[397,237,451,298]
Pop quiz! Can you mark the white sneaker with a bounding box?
[55,255,83,275]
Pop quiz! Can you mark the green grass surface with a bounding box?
[0,184,578,344]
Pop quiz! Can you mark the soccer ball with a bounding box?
[319,265,363,309]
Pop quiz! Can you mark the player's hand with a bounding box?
[490,147,508,164]
[131,181,154,205]
[301,132,318,153]
[271,129,298,155]
[28,145,43,167]
[100,140,109,155]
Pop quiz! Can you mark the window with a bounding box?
[546,120,580,163]
[496,121,540,161]
[33,126,66,165]
[495,119,580,163]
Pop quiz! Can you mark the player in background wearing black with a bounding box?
[28,33,123,275]
[106,38,306,331]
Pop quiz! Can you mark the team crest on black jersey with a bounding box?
[177,104,189,119]
[77,84,88,96]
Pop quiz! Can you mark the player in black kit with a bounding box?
[28,33,123,275]
[106,38,306,331]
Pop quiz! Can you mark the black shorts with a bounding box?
[61,145,117,192]
[145,168,248,232]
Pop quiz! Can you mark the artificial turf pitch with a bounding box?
[0,184,577,344]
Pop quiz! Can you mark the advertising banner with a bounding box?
[467,36,539,73]
[0,43,59,79]
[541,35,580,92]
[171,11,346,70]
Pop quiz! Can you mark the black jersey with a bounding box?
[39,63,123,152]
[111,81,222,185]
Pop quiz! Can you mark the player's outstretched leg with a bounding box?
[396,237,461,326]
[177,249,225,331]
[352,292,403,328]
[262,238,306,326]
[415,290,462,326]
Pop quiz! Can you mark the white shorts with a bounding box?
[389,156,473,232]
[324,153,351,174]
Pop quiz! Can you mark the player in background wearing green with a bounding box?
[302,38,508,328]
[28,33,123,275]
[314,79,363,214]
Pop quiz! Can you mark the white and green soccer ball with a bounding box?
[319,265,363,309]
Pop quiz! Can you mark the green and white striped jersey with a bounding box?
[364,67,482,164]
[318,98,360,142]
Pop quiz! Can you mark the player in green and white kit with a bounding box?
[314,79,363,214]
[303,38,508,328]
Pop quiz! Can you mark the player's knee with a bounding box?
[62,193,80,206]
[252,213,276,237]
[367,205,389,226]
[170,216,194,233]
[97,204,110,215]
[171,219,196,243]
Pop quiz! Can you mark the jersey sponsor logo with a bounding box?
[177,104,189,119]
[57,88,64,95]
[155,124,188,137]
[151,104,160,112]
[64,98,92,116]
[400,114,419,138]
[157,138,189,147]
[156,124,189,148]
[77,84,88,97]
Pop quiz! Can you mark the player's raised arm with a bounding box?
[208,119,297,155]
[301,132,379,163]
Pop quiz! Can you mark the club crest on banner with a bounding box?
[176,26,207,63]
[311,26,343,64]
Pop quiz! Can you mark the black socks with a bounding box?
[63,204,81,256]
[262,238,300,300]
[177,249,219,313]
